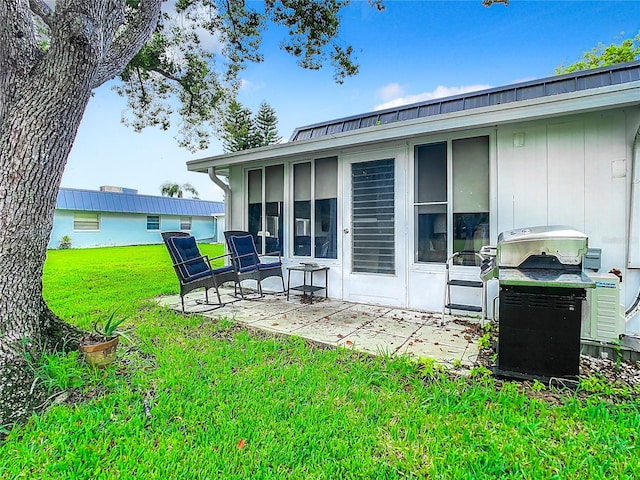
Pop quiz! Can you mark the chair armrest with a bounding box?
[262,250,281,260]
[228,251,260,270]
[230,251,257,260]
[208,252,233,268]
[173,254,210,268]
[210,252,233,260]
[174,253,233,270]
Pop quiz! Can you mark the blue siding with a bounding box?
[48,211,222,249]
[49,188,224,249]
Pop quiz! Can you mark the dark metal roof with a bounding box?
[56,188,224,216]
[290,60,640,142]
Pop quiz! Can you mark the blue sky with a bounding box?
[62,0,640,201]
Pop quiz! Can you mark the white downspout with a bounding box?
[626,127,640,321]
[208,166,232,230]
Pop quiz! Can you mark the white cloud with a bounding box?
[374,84,492,111]
[239,78,263,93]
[376,82,405,102]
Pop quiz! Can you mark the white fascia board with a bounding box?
[187,81,640,173]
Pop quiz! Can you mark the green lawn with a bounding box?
[1,244,638,478]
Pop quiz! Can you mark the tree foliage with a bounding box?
[221,101,256,152]
[112,0,386,152]
[556,31,640,75]
[160,182,199,199]
[254,101,283,147]
[221,100,281,152]
[482,0,509,7]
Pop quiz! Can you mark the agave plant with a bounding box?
[91,311,131,343]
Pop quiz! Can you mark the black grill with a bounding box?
[497,286,585,380]
[493,227,595,382]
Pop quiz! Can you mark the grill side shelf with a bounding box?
[498,268,595,289]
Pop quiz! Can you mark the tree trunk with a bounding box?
[0,0,161,428]
[0,38,99,427]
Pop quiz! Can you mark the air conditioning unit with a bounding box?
[582,272,625,343]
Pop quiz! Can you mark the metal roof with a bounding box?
[56,188,224,216]
[290,60,640,142]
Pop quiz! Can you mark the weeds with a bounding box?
[470,365,493,380]
[611,338,624,371]
[531,379,546,392]
[478,322,495,350]
[578,374,633,398]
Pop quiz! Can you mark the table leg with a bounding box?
[325,268,328,299]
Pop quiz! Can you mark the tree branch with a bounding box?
[92,0,162,88]
[0,0,43,126]
[29,0,54,28]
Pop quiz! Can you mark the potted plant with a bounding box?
[79,312,130,368]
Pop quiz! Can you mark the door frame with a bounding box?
[341,146,408,306]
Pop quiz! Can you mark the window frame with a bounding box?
[180,216,192,231]
[246,164,285,255]
[73,212,100,231]
[412,134,491,265]
[291,156,338,259]
[146,215,160,231]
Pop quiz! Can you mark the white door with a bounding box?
[342,148,407,306]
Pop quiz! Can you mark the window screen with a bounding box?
[73,212,100,231]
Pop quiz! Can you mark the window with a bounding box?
[414,136,489,263]
[415,143,447,263]
[147,215,160,230]
[248,165,284,255]
[452,137,490,260]
[293,163,312,256]
[352,158,394,273]
[73,212,100,231]
[180,217,192,230]
[293,157,337,259]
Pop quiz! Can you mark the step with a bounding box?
[444,303,482,313]
[447,279,483,288]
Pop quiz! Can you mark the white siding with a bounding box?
[496,124,548,230]
[547,120,585,228]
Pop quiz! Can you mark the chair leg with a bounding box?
[181,294,186,313]
[215,287,223,306]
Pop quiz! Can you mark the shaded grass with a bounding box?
[0,244,639,478]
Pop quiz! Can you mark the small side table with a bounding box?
[287,264,329,304]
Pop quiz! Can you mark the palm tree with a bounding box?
[160,182,199,199]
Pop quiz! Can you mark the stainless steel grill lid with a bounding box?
[496,225,588,268]
[495,225,594,289]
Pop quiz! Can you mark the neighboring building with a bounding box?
[187,61,640,336]
[49,186,224,249]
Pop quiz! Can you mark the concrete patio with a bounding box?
[157,287,483,369]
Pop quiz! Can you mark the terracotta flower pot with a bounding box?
[80,336,119,368]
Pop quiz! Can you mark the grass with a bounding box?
[1,244,639,478]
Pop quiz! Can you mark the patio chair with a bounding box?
[224,230,285,298]
[162,232,238,312]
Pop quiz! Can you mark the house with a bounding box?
[49,186,225,249]
[186,60,640,338]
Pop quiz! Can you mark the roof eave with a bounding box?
[187,80,640,173]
